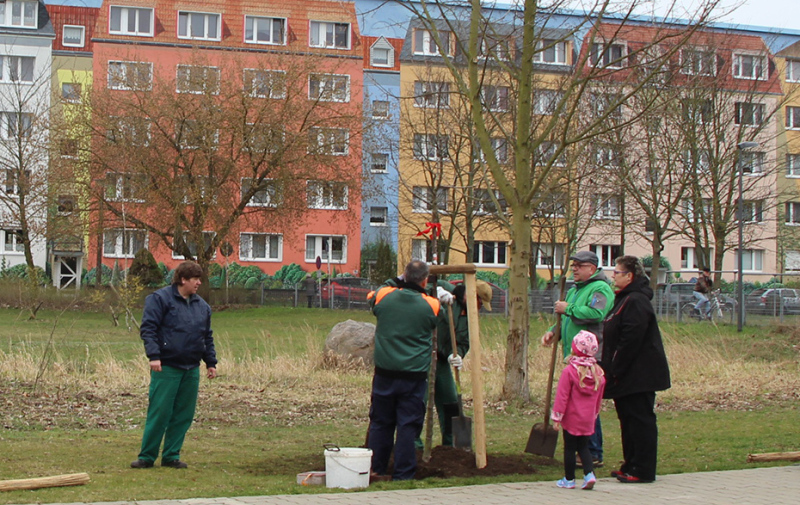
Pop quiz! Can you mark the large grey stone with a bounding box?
[324,320,375,367]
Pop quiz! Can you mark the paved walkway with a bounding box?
[15,466,798,505]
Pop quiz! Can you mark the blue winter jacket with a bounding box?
[140,284,217,370]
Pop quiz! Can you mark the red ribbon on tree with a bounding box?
[416,222,441,240]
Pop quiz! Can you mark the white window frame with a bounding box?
[309,20,350,49]
[62,25,86,47]
[309,127,348,156]
[370,37,394,67]
[2,112,32,140]
[680,47,716,76]
[684,148,711,173]
[787,106,800,130]
[242,177,280,207]
[479,36,510,61]
[534,39,567,65]
[481,85,509,112]
[737,248,764,272]
[739,151,765,175]
[538,142,565,167]
[2,229,23,253]
[369,152,388,173]
[682,98,714,124]
[413,28,451,56]
[107,60,152,91]
[62,82,82,103]
[107,116,150,147]
[787,153,800,177]
[589,244,621,268]
[590,42,626,68]
[369,206,388,226]
[305,235,346,263]
[473,188,506,215]
[105,173,145,202]
[372,100,390,119]
[172,231,217,260]
[786,59,800,83]
[109,6,153,36]
[732,52,768,80]
[239,232,282,262]
[244,69,286,99]
[176,65,220,95]
[308,73,350,102]
[414,80,450,108]
[741,200,764,224]
[178,11,221,41]
[786,202,800,225]
[3,169,29,195]
[595,144,621,168]
[0,56,35,84]
[473,241,507,266]
[0,1,37,29]
[593,195,621,219]
[103,228,147,259]
[413,133,449,161]
[533,90,564,115]
[412,186,448,213]
[735,102,765,127]
[177,120,219,150]
[533,243,565,268]
[411,238,428,262]
[244,15,285,45]
[244,123,284,154]
[307,180,348,210]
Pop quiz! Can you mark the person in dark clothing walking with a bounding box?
[304,273,317,308]
[131,261,217,469]
[602,255,671,484]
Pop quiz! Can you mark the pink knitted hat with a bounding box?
[571,330,599,358]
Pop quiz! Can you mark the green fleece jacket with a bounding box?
[549,271,614,360]
[368,280,440,376]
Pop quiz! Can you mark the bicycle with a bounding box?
[680,289,732,322]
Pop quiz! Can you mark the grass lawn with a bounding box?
[0,306,798,503]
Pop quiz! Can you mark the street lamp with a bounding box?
[736,141,759,332]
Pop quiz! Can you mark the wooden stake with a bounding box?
[0,473,90,492]
[747,451,800,463]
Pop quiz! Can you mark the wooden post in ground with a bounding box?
[0,473,90,492]
[429,264,486,469]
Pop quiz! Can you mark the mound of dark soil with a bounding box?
[414,445,558,479]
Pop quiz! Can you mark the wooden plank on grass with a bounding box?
[0,473,90,492]
[747,451,800,463]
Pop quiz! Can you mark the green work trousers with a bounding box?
[416,360,459,449]
[138,365,200,463]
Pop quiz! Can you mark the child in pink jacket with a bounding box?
[551,330,606,490]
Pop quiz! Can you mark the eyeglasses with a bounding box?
[571,263,593,269]
[613,270,630,276]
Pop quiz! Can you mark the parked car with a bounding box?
[449,279,506,313]
[319,277,372,308]
[745,288,800,315]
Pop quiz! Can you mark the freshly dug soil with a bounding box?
[414,445,559,479]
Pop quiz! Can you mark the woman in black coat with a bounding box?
[602,255,671,483]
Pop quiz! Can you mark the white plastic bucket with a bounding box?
[324,446,372,489]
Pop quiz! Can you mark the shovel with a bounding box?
[447,304,472,451]
[524,276,566,458]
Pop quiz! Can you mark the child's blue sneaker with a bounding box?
[556,477,576,489]
[582,471,597,490]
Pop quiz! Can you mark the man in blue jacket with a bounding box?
[131,261,218,469]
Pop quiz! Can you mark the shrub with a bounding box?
[128,249,164,287]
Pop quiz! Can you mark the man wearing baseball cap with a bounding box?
[542,250,614,468]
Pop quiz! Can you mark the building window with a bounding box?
[413,134,449,160]
[787,106,800,129]
[109,6,153,36]
[370,38,394,67]
[533,90,563,115]
[107,61,152,91]
[244,16,285,45]
[682,99,713,123]
[57,195,76,214]
[533,243,564,267]
[411,238,429,262]
[414,81,449,108]
[684,149,710,173]
[307,180,348,210]
[413,29,451,56]
[536,192,567,217]
[103,229,146,258]
[309,73,350,102]
[178,11,221,41]
[244,69,286,99]
[537,142,565,167]
[306,235,345,262]
[680,48,716,76]
[370,152,388,173]
[534,39,567,64]
[239,233,281,261]
[786,202,800,224]
[481,85,509,112]
[62,25,85,47]
[412,186,448,213]
[176,65,220,94]
[732,53,767,80]
[62,82,82,103]
[309,21,350,49]
[473,241,507,266]
[107,116,150,146]
[105,173,145,201]
[681,247,699,270]
[0,56,34,83]
[739,151,765,175]
[595,144,621,168]
[372,100,389,119]
[59,138,79,158]
[787,59,800,82]
[737,248,763,272]
[787,153,800,177]
[2,112,32,139]
[369,206,388,226]
[590,42,626,68]
[0,1,37,29]
[479,36,510,61]
[593,195,621,218]
[589,244,621,268]
[473,188,506,215]
[244,123,284,154]
[740,200,764,223]
[592,93,623,119]
[3,169,29,195]
[177,120,218,149]
[683,198,713,222]
[735,102,764,126]
[172,232,216,259]
[242,178,280,207]
[309,127,348,155]
[2,229,23,253]
[476,138,509,164]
